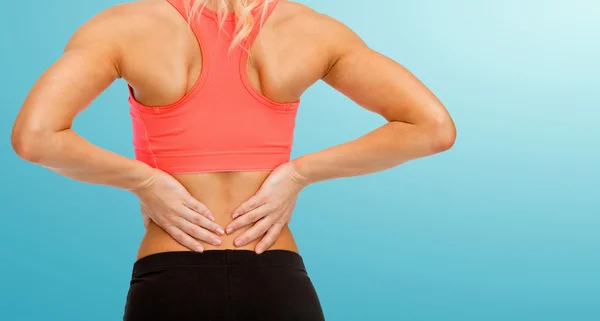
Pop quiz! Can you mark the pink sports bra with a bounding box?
[128,0,300,174]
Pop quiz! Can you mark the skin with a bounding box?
[11,0,456,259]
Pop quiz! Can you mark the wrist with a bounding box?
[127,164,160,195]
[290,156,315,187]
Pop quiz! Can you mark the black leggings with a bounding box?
[123,249,326,321]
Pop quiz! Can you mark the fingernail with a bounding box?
[216,227,225,235]
[209,215,215,221]
[195,246,204,253]
[256,247,263,254]
[234,239,242,246]
[214,238,221,245]
[232,213,239,219]
[226,227,233,234]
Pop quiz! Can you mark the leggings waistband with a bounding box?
[132,249,306,277]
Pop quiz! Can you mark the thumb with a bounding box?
[140,204,152,229]
[143,214,151,229]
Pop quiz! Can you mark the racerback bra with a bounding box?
[128,0,300,174]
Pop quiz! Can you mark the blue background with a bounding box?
[1,0,598,320]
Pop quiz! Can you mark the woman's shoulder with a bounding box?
[65,1,187,59]
[71,1,181,43]
[272,1,359,45]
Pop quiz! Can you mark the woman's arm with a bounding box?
[292,19,456,185]
[226,14,456,253]
[11,19,145,187]
[11,6,224,251]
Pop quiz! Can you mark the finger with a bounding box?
[174,216,222,246]
[255,222,286,254]
[179,206,225,236]
[164,225,205,253]
[232,194,266,219]
[184,197,215,221]
[226,206,269,234]
[233,216,275,247]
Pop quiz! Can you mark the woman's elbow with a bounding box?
[427,115,456,153]
[11,124,47,163]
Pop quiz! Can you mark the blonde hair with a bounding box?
[183,0,272,53]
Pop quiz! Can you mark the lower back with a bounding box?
[135,171,299,260]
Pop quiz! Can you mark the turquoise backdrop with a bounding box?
[1,0,598,320]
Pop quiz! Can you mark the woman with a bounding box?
[11,0,456,320]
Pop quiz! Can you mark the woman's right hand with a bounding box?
[132,168,225,252]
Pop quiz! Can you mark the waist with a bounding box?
[135,171,299,260]
[136,222,298,261]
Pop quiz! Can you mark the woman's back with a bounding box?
[111,0,339,257]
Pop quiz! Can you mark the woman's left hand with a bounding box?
[225,161,308,254]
